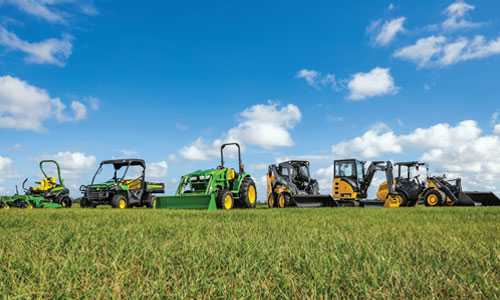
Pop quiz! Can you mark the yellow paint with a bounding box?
[332,178,357,199]
[384,194,402,208]
[224,194,233,210]
[118,197,127,209]
[267,193,275,208]
[278,193,286,208]
[247,185,256,205]
[426,194,439,206]
[32,177,57,192]
[227,168,236,181]
[377,181,389,202]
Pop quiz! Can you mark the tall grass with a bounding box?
[0,207,498,298]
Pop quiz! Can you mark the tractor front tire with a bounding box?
[424,189,444,207]
[240,177,257,209]
[277,193,289,208]
[267,193,276,208]
[217,190,234,210]
[112,194,128,209]
[396,190,408,207]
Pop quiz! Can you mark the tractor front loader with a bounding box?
[267,160,334,208]
[332,159,403,208]
[1,160,72,209]
[155,143,257,210]
[422,175,500,207]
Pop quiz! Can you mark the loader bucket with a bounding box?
[155,195,217,211]
[461,192,500,206]
[292,195,336,208]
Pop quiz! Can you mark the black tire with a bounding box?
[424,189,444,207]
[60,195,72,208]
[217,189,234,210]
[80,197,89,208]
[396,190,408,207]
[145,194,154,208]
[277,192,289,208]
[267,193,275,208]
[239,177,257,208]
[112,194,128,209]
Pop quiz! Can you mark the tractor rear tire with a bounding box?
[239,177,257,208]
[424,189,444,207]
[60,196,72,208]
[217,190,234,210]
[396,191,408,207]
[277,193,289,208]
[112,194,128,209]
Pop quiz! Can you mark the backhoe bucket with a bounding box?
[155,195,217,211]
[292,195,336,208]
[460,192,500,206]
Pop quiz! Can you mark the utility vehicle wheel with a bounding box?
[424,190,444,207]
[145,195,155,208]
[277,193,289,208]
[267,193,275,208]
[112,194,128,209]
[217,190,234,210]
[240,177,257,208]
[60,196,72,208]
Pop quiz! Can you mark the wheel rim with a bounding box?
[278,194,286,208]
[427,194,438,206]
[27,204,33,209]
[224,194,233,210]
[118,198,127,209]
[248,185,256,205]
[267,194,274,208]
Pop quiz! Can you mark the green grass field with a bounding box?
[0,207,499,299]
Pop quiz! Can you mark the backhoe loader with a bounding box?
[332,159,403,207]
[267,160,334,208]
[377,161,427,207]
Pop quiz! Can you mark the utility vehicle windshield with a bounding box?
[92,163,143,184]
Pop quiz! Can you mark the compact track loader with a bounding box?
[267,160,334,208]
[422,175,500,207]
[332,159,402,207]
[155,143,257,211]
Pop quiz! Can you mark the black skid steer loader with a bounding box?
[267,160,334,208]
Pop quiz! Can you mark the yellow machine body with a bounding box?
[31,177,57,192]
[332,178,358,200]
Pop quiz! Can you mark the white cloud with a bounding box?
[0,26,72,66]
[148,161,168,179]
[394,35,500,67]
[371,17,406,46]
[494,124,500,135]
[332,123,402,159]
[443,0,481,31]
[347,67,398,100]
[313,165,334,193]
[0,75,90,131]
[40,151,96,179]
[0,156,14,175]
[2,0,99,23]
[296,69,337,90]
[180,103,302,160]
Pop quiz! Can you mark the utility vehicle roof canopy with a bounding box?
[100,159,146,169]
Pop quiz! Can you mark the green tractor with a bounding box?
[0,160,72,209]
[80,159,165,208]
[155,143,257,210]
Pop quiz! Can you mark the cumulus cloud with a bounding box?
[296,69,337,89]
[148,161,168,179]
[331,119,500,191]
[494,124,500,136]
[370,17,406,46]
[180,103,302,160]
[0,75,92,131]
[443,0,481,31]
[42,151,96,176]
[332,123,402,159]
[347,67,398,100]
[0,26,72,66]
[394,35,500,68]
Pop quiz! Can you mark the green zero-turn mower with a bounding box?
[79,159,165,208]
[155,143,257,211]
[0,160,72,209]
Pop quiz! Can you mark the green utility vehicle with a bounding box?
[80,159,165,208]
[0,160,72,209]
[155,143,257,210]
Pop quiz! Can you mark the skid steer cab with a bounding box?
[267,160,333,208]
[155,143,257,210]
[80,159,165,209]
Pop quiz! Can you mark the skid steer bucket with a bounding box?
[461,192,500,206]
[292,195,335,208]
[155,195,217,211]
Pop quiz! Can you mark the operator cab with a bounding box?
[334,159,365,188]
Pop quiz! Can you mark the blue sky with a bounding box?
[1,0,500,199]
